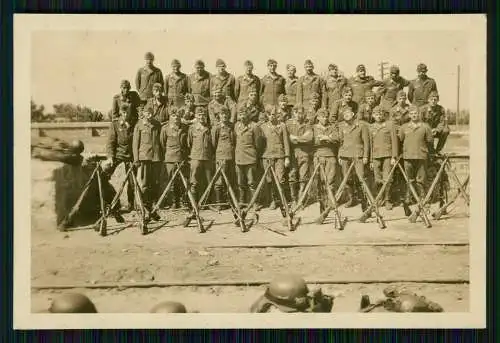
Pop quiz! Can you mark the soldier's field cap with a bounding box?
[195,59,205,67]
[328,63,338,70]
[356,64,366,72]
[286,64,296,71]
[372,106,383,114]
[408,105,420,113]
[304,59,313,66]
[171,59,181,66]
[267,59,277,66]
[417,63,428,72]
[248,86,258,94]
[316,108,328,117]
[152,82,163,90]
[49,293,98,313]
[428,91,439,99]
[397,90,407,97]
[342,86,354,95]
[195,106,207,114]
[120,80,131,88]
[216,59,226,67]
[144,52,155,60]
[390,65,400,73]
[244,60,253,67]
[278,94,288,102]
[365,90,375,98]
[311,92,320,100]
[184,93,195,101]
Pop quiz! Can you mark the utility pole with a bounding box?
[456,65,461,131]
[378,61,389,80]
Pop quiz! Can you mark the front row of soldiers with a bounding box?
[105,81,449,221]
[40,274,443,313]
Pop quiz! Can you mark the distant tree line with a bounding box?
[31,99,104,123]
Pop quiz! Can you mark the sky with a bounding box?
[31,17,471,114]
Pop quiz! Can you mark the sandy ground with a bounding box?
[31,202,470,313]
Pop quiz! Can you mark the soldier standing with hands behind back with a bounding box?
[164,59,189,108]
[260,59,286,109]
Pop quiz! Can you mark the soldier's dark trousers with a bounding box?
[215,160,235,205]
[163,162,186,207]
[236,163,257,204]
[339,157,368,208]
[403,159,428,203]
[136,161,161,210]
[262,158,286,206]
[103,159,136,210]
[314,156,338,208]
[190,160,214,201]
[288,154,312,202]
[373,157,394,202]
[434,130,449,152]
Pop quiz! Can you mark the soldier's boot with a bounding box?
[172,192,181,209]
[344,185,355,208]
[268,185,278,210]
[360,194,368,212]
[290,183,299,209]
[316,200,327,224]
[238,187,247,208]
[384,186,393,210]
[402,187,412,217]
[213,188,223,211]
[435,134,448,153]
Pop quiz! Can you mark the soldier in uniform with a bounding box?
[150,301,188,313]
[356,90,378,124]
[104,103,136,214]
[208,86,237,126]
[419,91,449,153]
[236,86,262,123]
[312,108,340,215]
[286,106,314,207]
[235,107,263,207]
[297,59,324,109]
[389,90,411,126]
[408,63,438,108]
[338,108,370,210]
[164,59,189,108]
[378,65,410,112]
[235,60,261,106]
[250,274,334,313]
[187,107,214,203]
[144,82,168,125]
[260,108,291,209]
[160,108,188,209]
[135,52,164,106]
[368,106,399,211]
[179,93,197,126]
[330,86,359,123]
[305,92,322,125]
[322,63,347,113]
[398,105,434,216]
[260,59,286,109]
[211,107,236,210]
[277,94,291,123]
[132,108,163,221]
[48,293,98,313]
[211,59,236,102]
[188,60,212,108]
[347,64,384,105]
[285,64,298,110]
[111,79,140,124]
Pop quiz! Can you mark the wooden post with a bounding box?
[457,65,461,130]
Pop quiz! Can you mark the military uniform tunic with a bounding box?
[188,71,212,106]
[164,72,189,108]
[260,73,286,108]
[135,66,164,101]
[235,74,261,105]
[407,76,438,107]
[296,73,323,107]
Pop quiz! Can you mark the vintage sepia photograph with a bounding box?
[14,14,486,328]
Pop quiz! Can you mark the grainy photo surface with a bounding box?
[15,14,486,328]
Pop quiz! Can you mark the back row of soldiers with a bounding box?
[105,52,449,220]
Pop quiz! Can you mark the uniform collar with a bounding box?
[409,121,421,129]
[267,73,280,80]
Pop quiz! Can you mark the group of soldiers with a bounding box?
[39,274,443,314]
[104,51,449,224]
